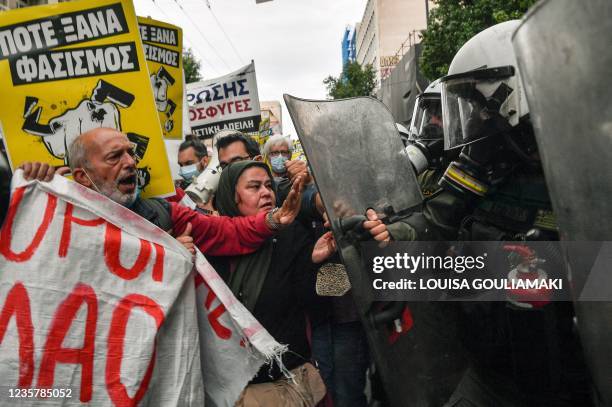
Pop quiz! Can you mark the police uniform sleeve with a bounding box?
[386,191,475,241]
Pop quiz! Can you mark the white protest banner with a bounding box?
[187,62,261,139]
[0,172,203,406]
[194,253,288,406]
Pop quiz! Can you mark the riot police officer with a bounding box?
[436,20,592,407]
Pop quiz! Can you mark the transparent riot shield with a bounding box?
[513,1,612,404]
[284,95,422,306]
[284,95,422,222]
[285,95,467,406]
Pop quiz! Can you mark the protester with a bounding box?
[262,134,293,179]
[177,135,209,189]
[173,135,218,214]
[216,130,323,221]
[310,211,388,407]
[208,160,324,406]
[19,127,304,257]
[208,160,389,406]
[216,130,263,169]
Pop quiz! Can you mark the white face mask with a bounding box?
[83,169,138,207]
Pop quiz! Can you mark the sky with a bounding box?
[134,0,369,137]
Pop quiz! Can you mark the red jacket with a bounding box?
[165,186,186,203]
[169,202,272,256]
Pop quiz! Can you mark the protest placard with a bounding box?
[251,100,283,147]
[0,0,174,198]
[0,172,202,405]
[138,16,184,140]
[186,62,261,139]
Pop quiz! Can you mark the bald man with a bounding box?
[19,128,304,256]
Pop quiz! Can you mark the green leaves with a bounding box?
[183,48,202,83]
[323,61,377,99]
[420,0,537,80]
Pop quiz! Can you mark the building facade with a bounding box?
[341,24,357,66]
[354,0,430,88]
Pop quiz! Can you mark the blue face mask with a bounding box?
[270,155,288,174]
[179,164,201,181]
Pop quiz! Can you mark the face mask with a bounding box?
[179,164,201,181]
[270,155,288,174]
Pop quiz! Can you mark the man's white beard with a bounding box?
[86,171,137,207]
[101,184,137,206]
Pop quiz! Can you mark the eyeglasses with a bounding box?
[218,155,251,170]
[268,150,291,157]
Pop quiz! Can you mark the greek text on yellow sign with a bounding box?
[0,0,175,198]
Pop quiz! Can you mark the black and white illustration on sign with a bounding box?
[150,66,177,132]
[20,78,152,190]
[22,79,134,162]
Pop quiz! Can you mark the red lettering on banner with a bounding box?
[59,203,106,257]
[152,243,165,282]
[189,108,197,121]
[195,275,232,340]
[37,283,97,402]
[206,106,218,118]
[207,302,231,340]
[104,224,152,280]
[235,101,243,112]
[243,99,251,111]
[106,294,164,407]
[197,107,206,120]
[0,282,34,387]
[226,101,234,114]
[0,187,57,262]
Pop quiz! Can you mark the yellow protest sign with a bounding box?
[291,139,307,162]
[138,16,183,140]
[0,0,175,198]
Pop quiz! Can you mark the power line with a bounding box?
[184,39,221,76]
[206,2,245,65]
[170,0,233,71]
[149,0,220,76]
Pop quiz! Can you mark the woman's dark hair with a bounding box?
[179,135,208,159]
[215,131,261,158]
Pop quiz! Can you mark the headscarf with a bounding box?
[215,160,273,217]
[214,160,275,312]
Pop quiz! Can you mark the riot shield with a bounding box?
[284,95,422,305]
[513,1,612,404]
[285,95,467,406]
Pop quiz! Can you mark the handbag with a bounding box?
[316,263,351,297]
[235,362,326,407]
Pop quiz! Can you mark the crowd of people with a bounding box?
[0,8,608,407]
[11,122,390,406]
